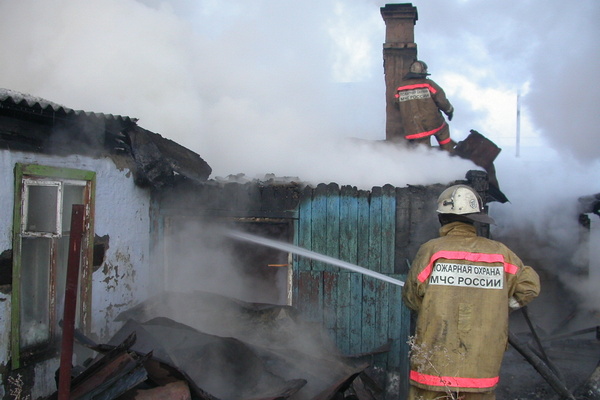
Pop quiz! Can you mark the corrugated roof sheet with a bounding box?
[0,88,136,123]
[1,87,212,186]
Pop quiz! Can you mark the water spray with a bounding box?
[225,230,405,287]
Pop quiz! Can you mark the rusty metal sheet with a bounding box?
[46,333,149,400]
[453,129,501,169]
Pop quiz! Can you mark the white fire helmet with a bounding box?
[436,185,495,224]
[409,60,429,75]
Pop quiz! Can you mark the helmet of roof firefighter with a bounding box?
[436,184,495,224]
[409,60,430,76]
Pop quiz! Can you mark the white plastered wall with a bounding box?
[0,149,152,397]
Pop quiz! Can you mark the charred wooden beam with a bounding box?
[574,360,600,399]
[542,326,600,342]
[508,332,576,400]
[46,332,140,400]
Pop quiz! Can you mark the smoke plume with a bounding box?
[1,0,599,321]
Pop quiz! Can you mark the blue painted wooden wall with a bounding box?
[159,179,449,398]
[293,183,411,398]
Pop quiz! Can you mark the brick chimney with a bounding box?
[381,3,418,141]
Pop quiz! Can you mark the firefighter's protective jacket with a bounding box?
[395,77,454,145]
[403,222,540,393]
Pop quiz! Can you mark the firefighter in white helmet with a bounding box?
[395,60,455,151]
[403,185,540,400]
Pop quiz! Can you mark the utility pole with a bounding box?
[516,91,521,157]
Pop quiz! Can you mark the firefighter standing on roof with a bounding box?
[396,60,455,151]
[403,185,540,400]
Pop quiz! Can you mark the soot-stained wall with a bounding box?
[156,179,452,399]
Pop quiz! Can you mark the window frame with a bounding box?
[21,179,62,237]
[11,163,96,369]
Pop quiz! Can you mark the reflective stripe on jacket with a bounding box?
[403,222,540,393]
[395,78,453,143]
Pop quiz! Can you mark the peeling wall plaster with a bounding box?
[0,149,153,396]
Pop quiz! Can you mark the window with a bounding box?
[162,216,293,305]
[12,164,95,368]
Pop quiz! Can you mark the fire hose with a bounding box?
[225,229,405,287]
[508,307,576,400]
[521,306,567,383]
[226,230,580,397]
[508,332,576,400]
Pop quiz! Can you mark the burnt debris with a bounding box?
[56,291,377,400]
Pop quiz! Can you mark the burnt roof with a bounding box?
[0,88,135,123]
[0,88,212,188]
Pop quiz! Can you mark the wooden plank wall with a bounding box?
[294,183,415,397]
[394,184,444,274]
[159,180,445,398]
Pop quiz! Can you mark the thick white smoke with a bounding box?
[414,0,600,160]
[1,0,598,318]
[1,1,597,165]
[0,0,475,188]
[491,148,600,322]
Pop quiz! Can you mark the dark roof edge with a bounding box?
[0,88,136,123]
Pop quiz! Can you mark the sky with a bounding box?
[0,1,598,173]
[0,0,597,175]
[1,1,599,312]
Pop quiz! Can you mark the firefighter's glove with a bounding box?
[509,296,521,311]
